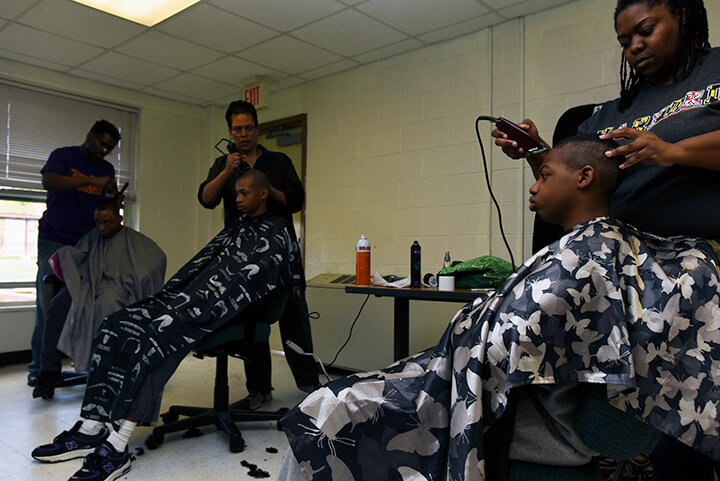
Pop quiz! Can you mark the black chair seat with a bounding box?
[145,286,291,453]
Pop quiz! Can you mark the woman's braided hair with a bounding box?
[614,0,711,112]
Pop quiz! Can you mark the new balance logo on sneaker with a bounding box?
[31,421,109,463]
[69,442,131,481]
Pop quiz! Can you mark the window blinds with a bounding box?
[0,82,137,199]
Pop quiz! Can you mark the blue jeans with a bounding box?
[29,238,66,375]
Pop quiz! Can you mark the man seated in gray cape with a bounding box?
[32,170,305,481]
[279,136,720,481]
[32,199,166,400]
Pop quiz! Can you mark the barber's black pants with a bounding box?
[244,291,319,393]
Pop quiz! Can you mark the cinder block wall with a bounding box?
[293,0,622,280]
[252,0,720,281]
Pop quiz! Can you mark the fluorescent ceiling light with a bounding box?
[72,0,201,27]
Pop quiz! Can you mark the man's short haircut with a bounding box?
[95,198,121,216]
[554,134,625,198]
[239,169,271,191]
[90,120,121,142]
[225,100,259,128]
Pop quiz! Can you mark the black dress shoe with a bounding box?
[32,372,62,399]
[27,373,40,387]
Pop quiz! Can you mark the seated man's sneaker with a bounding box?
[31,421,109,462]
[237,391,272,410]
[69,442,131,481]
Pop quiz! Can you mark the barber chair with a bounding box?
[488,385,660,481]
[144,286,291,453]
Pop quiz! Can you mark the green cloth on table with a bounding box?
[437,255,514,288]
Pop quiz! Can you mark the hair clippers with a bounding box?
[479,116,549,154]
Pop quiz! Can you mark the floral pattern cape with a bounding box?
[282,218,720,480]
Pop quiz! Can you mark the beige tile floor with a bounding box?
[0,352,320,481]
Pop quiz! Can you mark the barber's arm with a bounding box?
[491,118,550,179]
[601,128,720,171]
[274,157,305,213]
[42,172,117,194]
[199,156,240,207]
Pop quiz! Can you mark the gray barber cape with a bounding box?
[55,226,166,372]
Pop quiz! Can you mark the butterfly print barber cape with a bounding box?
[282,217,720,481]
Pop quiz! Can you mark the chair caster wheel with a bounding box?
[161,411,179,424]
[144,432,164,450]
[229,435,246,453]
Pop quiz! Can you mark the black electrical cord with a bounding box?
[327,294,370,368]
[475,116,516,269]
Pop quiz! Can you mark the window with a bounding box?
[0,81,138,306]
[0,198,44,304]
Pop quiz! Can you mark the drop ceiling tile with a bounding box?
[0,47,71,72]
[17,0,146,48]
[191,56,284,85]
[157,4,277,53]
[497,0,576,18]
[77,52,180,85]
[352,38,425,64]
[0,23,103,66]
[151,73,239,102]
[141,86,204,105]
[298,58,359,81]
[0,0,33,20]
[293,9,407,57]
[239,36,342,74]
[417,13,504,44]
[270,76,306,93]
[115,30,224,71]
[479,0,528,9]
[209,0,346,31]
[358,0,489,36]
[69,68,145,90]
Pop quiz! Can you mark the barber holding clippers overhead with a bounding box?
[198,100,321,409]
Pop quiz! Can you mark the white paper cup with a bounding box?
[438,275,455,291]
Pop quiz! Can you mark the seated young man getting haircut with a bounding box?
[32,170,304,481]
[34,199,166,399]
[279,135,720,481]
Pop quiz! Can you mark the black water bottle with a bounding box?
[411,241,421,287]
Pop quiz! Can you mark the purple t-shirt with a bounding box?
[38,146,115,245]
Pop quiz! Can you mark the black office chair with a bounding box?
[487,385,660,481]
[144,286,291,453]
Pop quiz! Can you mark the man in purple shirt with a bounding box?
[28,120,122,386]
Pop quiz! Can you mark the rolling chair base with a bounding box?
[144,353,287,453]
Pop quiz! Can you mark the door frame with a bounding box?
[258,113,307,264]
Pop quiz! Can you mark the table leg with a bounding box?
[393,298,410,361]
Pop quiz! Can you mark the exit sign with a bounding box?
[243,81,269,109]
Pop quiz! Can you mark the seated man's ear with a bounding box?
[578,165,595,189]
[260,187,270,199]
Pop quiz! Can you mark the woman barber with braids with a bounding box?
[492,0,720,479]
